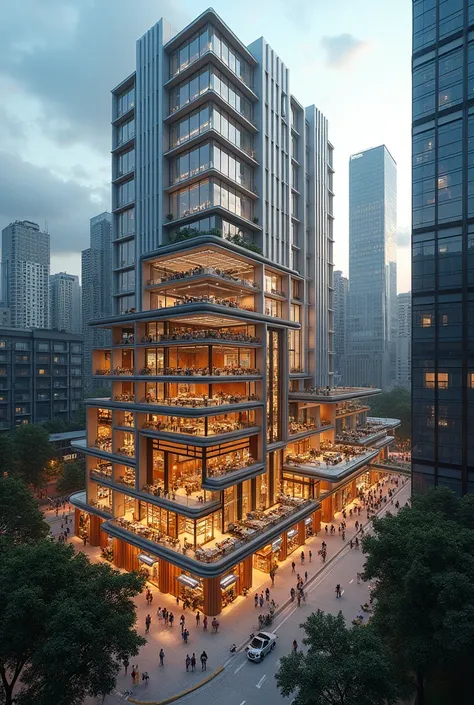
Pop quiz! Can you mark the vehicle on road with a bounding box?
[246,631,277,662]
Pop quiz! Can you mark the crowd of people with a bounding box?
[142,328,260,344]
[138,365,259,377]
[154,293,255,312]
[147,264,259,290]
[141,391,260,407]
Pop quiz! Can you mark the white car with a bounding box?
[246,631,277,662]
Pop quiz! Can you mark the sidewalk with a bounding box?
[72,475,409,704]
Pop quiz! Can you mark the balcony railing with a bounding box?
[147,266,259,290]
[140,393,260,407]
[142,331,260,344]
[138,366,259,377]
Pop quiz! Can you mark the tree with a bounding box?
[363,487,474,705]
[12,424,54,491]
[0,540,146,705]
[367,386,411,439]
[0,476,49,543]
[56,460,85,496]
[275,610,404,705]
[0,433,16,476]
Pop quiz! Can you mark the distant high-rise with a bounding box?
[342,146,397,390]
[396,292,411,389]
[81,213,112,391]
[411,0,474,495]
[1,220,50,329]
[50,272,82,334]
[334,270,349,377]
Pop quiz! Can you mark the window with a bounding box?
[117,208,135,238]
[118,240,135,267]
[54,343,66,352]
[468,372,474,388]
[413,129,435,227]
[15,342,29,351]
[118,269,136,293]
[37,342,49,352]
[413,236,435,292]
[438,49,463,111]
[439,0,463,39]
[424,372,449,389]
[422,315,433,327]
[0,341,5,349]
[116,178,135,208]
[413,60,435,119]
[116,86,135,117]
[117,149,135,177]
[117,119,135,145]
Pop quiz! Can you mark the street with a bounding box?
[154,481,411,705]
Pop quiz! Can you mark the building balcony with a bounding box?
[289,386,381,403]
[370,452,411,475]
[141,419,260,443]
[335,426,388,446]
[72,438,136,465]
[335,404,370,418]
[136,365,260,380]
[283,444,379,482]
[99,495,316,578]
[140,331,260,346]
[165,128,258,167]
[202,460,265,489]
[288,420,333,440]
[164,89,258,134]
[366,416,401,431]
[146,267,260,293]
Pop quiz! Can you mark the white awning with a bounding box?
[220,573,238,589]
[138,554,158,566]
[287,529,298,539]
[176,574,200,589]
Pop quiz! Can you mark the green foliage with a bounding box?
[0,476,49,543]
[0,433,15,476]
[363,487,474,704]
[12,425,54,490]
[164,227,263,253]
[276,610,404,705]
[368,386,411,438]
[0,541,146,705]
[56,460,85,496]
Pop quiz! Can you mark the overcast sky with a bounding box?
[0,0,412,292]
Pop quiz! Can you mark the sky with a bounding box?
[0,0,412,293]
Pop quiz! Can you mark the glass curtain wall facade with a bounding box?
[342,146,397,391]
[412,0,474,495]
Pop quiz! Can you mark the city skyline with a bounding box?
[0,0,412,292]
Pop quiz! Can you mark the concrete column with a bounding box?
[242,555,253,590]
[203,577,222,616]
[298,520,305,546]
[89,515,102,546]
[321,495,333,523]
[74,508,81,537]
[312,509,321,534]
[159,558,171,594]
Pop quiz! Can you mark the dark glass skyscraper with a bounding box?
[343,145,397,390]
[412,0,474,495]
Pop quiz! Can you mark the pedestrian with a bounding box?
[200,651,208,671]
[83,535,87,546]
[134,666,140,687]
[265,587,270,602]
[291,561,296,573]
[169,612,174,627]
[145,613,151,633]
[180,615,185,633]
[203,615,208,631]
[297,592,301,607]
[149,592,153,605]
[297,573,301,582]
[335,583,342,598]
[259,593,264,608]
[212,617,219,633]
[186,654,191,672]
[254,592,258,607]
[300,550,305,565]
[157,607,162,621]
[357,572,361,584]
[191,653,196,671]
[123,658,129,675]
[159,648,165,666]
[292,640,298,653]
[309,550,312,562]
[290,587,295,602]
[131,666,136,687]
[142,671,149,685]
[196,610,200,626]
[270,569,275,586]
[183,628,189,643]
[176,595,180,606]
[350,539,353,549]
[325,524,328,534]
[304,570,308,582]
[355,520,359,530]
[342,530,345,540]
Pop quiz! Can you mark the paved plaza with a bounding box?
[45,476,409,704]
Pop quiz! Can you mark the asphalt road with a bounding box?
[176,481,411,705]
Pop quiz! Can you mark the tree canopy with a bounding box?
[12,424,54,490]
[56,460,85,496]
[275,610,404,705]
[367,386,410,439]
[363,487,474,704]
[0,476,49,544]
[0,541,146,705]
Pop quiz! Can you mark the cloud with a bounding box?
[320,33,370,68]
[0,151,109,254]
[397,228,411,248]
[0,0,186,153]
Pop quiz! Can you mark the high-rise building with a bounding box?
[0,327,83,430]
[334,270,349,377]
[81,213,112,391]
[342,146,397,390]
[70,9,398,613]
[50,272,82,335]
[1,220,50,330]
[412,0,474,495]
[396,292,411,389]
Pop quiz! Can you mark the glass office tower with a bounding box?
[412,0,474,494]
[343,146,397,390]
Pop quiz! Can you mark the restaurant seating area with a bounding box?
[147,264,259,289]
[141,392,260,406]
[285,441,369,468]
[153,294,255,311]
[138,365,259,376]
[142,329,260,344]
